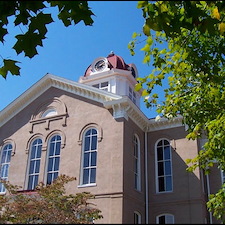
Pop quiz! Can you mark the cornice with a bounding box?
[103,96,184,131]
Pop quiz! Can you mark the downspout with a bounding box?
[145,131,149,223]
[206,174,213,224]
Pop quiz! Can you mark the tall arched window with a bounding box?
[156,214,174,224]
[0,143,13,193]
[134,211,142,224]
[27,138,42,190]
[80,128,98,185]
[156,139,173,193]
[134,135,141,191]
[46,135,61,185]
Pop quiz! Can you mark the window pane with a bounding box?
[48,158,53,172]
[83,169,89,184]
[165,161,171,175]
[90,168,96,183]
[1,165,7,178]
[157,147,163,161]
[86,130,91,136]
[93,84,99,88]
[158,140,163,146]
[31,146,36,159]
[49,144,54,156]
[84,137,90,151]
[92,129,97,135]
[159,215,166,224]
[53,172,58,180]
[29,161,35,174]
[158,177,165,192]
[91,136,97,150]
[91,152,97,166]
[134,159,138,173]
[6,152,11,163]
[37,145,42,158]
[164,146,170,160]
[166,215,174,223]
[84,153,89,167]
[28,176,33,190]
[163,140,170,146]
[101,82,108,87]
[158,162,164,176]
[166,176,172,191]
[54,157,60,171]
[47,173,53,185]
[55,142,61,155]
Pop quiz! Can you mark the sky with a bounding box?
[0,1,165,119]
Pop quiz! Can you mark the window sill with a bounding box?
[77,183,97,188]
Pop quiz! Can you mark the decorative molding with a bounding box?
[29,113,68,133]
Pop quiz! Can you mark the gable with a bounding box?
[0,73,123,128]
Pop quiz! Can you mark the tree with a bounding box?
[0,1,94,79]
[0,174,103,224]
[128,1,225,222]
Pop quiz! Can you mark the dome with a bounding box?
[84,51,136,77]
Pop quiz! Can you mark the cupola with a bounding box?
[78,51,141,107]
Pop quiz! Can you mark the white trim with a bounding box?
[155,138,173,193]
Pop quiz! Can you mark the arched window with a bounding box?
[134,135,141,191]
[134,211,142,224]
[0,143,13,193]
[27,138,42,190]
[156,139,173,193]
[156,214,174,224]
[80,128,98,185]
[41,108,57,118]
[46,135,61,185]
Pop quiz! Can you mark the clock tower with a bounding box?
[78,51,141,108]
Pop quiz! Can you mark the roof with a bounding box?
[84,51,136,77]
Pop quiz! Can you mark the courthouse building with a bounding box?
[0,52,223,224]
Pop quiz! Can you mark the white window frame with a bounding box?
[134,134,141,191]
[93,81,109,91]
[0,143,13,193]
[79,128,98,187]
[27,138,42,190]
[156,214,174,224]
[155,139,173,193]
[45,135,61,185]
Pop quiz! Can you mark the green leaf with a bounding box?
[29,12,54,36]
[13,32,44,58]
[142,89,149,96]
[135,82,142,92]
[0,59,20,78]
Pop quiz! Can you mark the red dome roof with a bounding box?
[84,52,132,77]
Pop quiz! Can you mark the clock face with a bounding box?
[94,59,107,71]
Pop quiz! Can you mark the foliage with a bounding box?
[129,1,225,222]
[0,174,103,224]
[0,1,94,78]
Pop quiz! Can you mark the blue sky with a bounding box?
[0,1,164,119]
